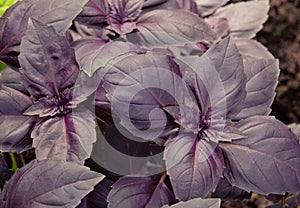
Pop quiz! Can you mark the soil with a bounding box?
[221,0,300,207]
[258,0,300,124]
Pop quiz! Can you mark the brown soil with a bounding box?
[257,0,300,124]
[221,0,300,207]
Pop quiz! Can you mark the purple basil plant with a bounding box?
[0,0,299,207]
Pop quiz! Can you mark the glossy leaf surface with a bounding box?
[0,160,104,208]
[32,108,96,164]
[164,134,224,200]
[221,116,300,195]
[107,175,176,208]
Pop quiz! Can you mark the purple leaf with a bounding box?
[0,154,13,190]
[194,0,229,17]
[235,38,274,59]
[220,116,300,195]
[211,177,251,200]
[31,108,96,164]
[76,0,110,28]
[107,0,144,35]
[235,58,279,120]
[73,38,140,76]
[205,17,230,38]
[91,122,166,176]
[162,198,221,208]
[107,175,176,208]
[102,51,185,141]
[288,123,300,138]
[0,160,104,208]
[73,37,107,70]
[135,9,216,48]
[19,19,79,99]
[0,0,88,70]
[178,0,199,14]
[0,86,35,153]
[182,36,246,120]
[208,0,269,38]
[77,178,115,208]
[164,134,224,200]
[142,0,198,14]
[0,67,27,93]
[143,0,168,8]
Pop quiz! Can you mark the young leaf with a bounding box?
[0,160,104,208]
[19,18,79,99]
[107,0,144,35]
[0,85,35,153]
[107,175,176,208]
[220,116,300,195]
[0,0,88,69]
[182,36,246,120]
[194,0,229,17]
[235,58,279,120]
[162,198,221,208]
[208,0,269,38]
[31,108,96,164]
[164,134,224,200]
[135,9,216,48]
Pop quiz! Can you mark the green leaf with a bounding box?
[0,0,18,16]
[0,62,6,71]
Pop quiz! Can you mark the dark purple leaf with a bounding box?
[107,175,176,208]
[235,38,274,59]
[220,116,300,195]
[94,80,114,124]
[164,134,224,200]
[76,0,109,28]
[77,178,115,208]
[0,86,35,153]
[91,122,166,176]
[143,0,168,8]
[70,22,108,41]
[0,154,13,190]
[0,160,104,208]
[102,51,185,141]
[235,58,279,120]
[31,108,96,164]
[0,0,88,70]
[211,177,251,200]
[73,39,140,76]
[182,36,246,120]
[135,9,216,48]
[0,67,27,93]
[208,0,269,38]
[162,198,221,208]
[19,19,79,99]
[195,0,229,17]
